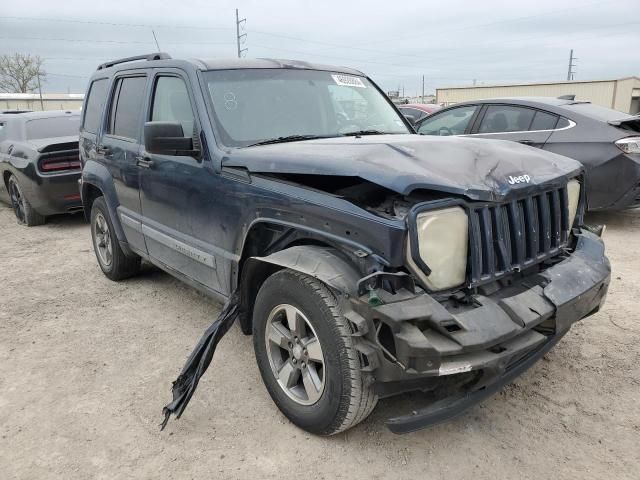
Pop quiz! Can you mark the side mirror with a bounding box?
[402,113,417,125]
[144,122,199,156]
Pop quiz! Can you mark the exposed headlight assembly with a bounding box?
[566,179,581,228]
[407,206,468,291]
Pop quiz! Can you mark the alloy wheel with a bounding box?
[265,304,326,405]
[8,179,25,223]
[93,212,113,267]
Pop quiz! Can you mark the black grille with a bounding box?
[469,186,569,286]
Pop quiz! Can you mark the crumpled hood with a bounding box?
[224,134,582,201]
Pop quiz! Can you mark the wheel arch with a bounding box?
[81,160,129,247]
[81,182,103,221]
[238,243,363,335]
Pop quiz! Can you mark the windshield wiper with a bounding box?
[340,129,389,137]
[247,134,328,147]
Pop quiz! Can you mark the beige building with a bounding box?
[436,77,640,114]
[0,93,84,112]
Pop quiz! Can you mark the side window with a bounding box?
[107,76,147,140]
[478,105,535,134]
[82,78,108,134]
[400,108,423,120]
[151,76,195,137]
[556,117,571,129]
[417,105,478,136]
[530,110,559,131]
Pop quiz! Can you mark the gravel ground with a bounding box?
[0,202,638,480]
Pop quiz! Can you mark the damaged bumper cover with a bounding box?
[355,230,610,433]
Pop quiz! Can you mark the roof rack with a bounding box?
[97,52,171,70]
[557,94,576,100]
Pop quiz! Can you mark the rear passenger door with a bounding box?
[469,104,557,148]
[98,73,149,253]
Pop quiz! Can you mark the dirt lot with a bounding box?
[0,202,638,480]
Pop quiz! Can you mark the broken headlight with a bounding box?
[567,179,581,228]
[407,206,468,291]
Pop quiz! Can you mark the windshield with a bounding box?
[202,69,410,147]
[26,115,81,140]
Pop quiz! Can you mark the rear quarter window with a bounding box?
[83,78,109,134]
[107,76,147,140]
[530,110,559,131]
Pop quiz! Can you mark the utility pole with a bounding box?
[421,75,425,103]
[36,72,44,111]
[566,49,576,81]
[235,9,247,58]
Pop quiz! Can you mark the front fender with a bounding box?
[239,245,362,334]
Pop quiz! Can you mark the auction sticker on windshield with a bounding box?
[331,74,366,88]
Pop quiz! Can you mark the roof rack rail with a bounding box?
[97,52,171,70]
[557,94,576,100]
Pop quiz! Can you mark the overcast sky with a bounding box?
[1,0,638,94]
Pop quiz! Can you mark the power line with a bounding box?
[0,1,626,64]
[363,0,622,46]
[0,15,232,31]
[0,35,235,46]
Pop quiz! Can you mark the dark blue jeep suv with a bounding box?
[79,53,610,435]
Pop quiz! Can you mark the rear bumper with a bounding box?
[353,230,610,433]
[28,171,82,216]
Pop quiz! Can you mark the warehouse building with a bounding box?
[0,93,84,111]
[436,76,640,114]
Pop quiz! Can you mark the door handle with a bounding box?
[518,140,534,146]
[96,145,111,155]
[136,156,155,168]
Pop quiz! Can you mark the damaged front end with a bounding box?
[353,230,609,433]
[333,180,610,433]
[162,169,609,434]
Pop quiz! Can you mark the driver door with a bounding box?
[416,105,479,136]
[138,71,224,294]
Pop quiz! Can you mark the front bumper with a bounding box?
[353,230,610,433]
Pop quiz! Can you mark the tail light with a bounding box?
[615,137,640,154]
[38,152,81,173]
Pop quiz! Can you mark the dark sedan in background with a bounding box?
[0,110,83,226]
[415,97,640,211]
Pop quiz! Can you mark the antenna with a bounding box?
[152,29,161,52]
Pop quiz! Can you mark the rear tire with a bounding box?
[7,175,45,227]
[90,196,140,281]
[253,269,377,435]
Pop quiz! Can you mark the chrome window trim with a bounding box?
[461,119,576,137]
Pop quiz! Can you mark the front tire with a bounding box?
[253,269,377,435]
[90,196,140,281]
[7,175,45,226]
